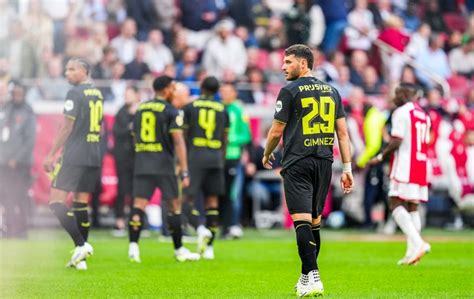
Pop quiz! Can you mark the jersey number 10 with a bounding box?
[89,101,103,133]
[301,96,335,135]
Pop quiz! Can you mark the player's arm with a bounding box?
[335,117,354,194]
[369,137,402,165]
[369,109,404,165]
[43,116,74,172]
[262,120,285,169]
[171,131,190,188]
[263,88,290,169]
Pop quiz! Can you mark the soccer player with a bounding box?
[43,58,102,270]
[262,44,354,297]
[128,75,200,263]
[182,76,229,259]
[369,83,431,265]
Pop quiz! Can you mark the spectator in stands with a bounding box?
[362,66,384,95]
[0,0,16,41]
[406,23,431,57]
[332,65,355,98]
[40,57,69,101]
[449,37,474,78]
[123,43,151,80]
[110,18,138,64]
[264,51,286,86]
[83,23,109,65]
[101,61,126,102]
[235,26,258,48]
[92,46,117,80]
[401,1,421,32]
[320,0,348,54]
[424,0,448,33]
[112,86,140,236]
[2,20,37,79]
[144,29,174,75]
[21,0,53,60]
[202,18,248,78]
[41,0,69,54]
[258,16,287,52]
[323,50,345,82]
[345,0,378,51]
[176,47,200,82]
[228,0,257,31]
[0,79,8,107]
[446,30,464,53]
[238,67,267,104]
[0,82,36,238]
[371,0,395,29]
[152,0,175,45]
[378,16,411,83]
[400,65,422,86]
[349,49,368,86]
[415,33,451,88]
[179,0,226,31]
[283,0,325,48]
[125,0,158,41]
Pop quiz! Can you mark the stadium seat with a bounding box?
[443,13,467,32]
[447,75,471,98]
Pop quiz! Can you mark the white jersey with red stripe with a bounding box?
[389,102,431,201]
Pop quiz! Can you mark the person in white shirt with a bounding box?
[202,19,248,79]
[449,37,474,77]
[144,29,174,75]
[345,0,378,51]
[110,18,138,65]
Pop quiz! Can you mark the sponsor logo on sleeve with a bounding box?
[275,100,282,113]
[64,100,74,111]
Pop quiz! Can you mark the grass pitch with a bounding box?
[1,229,473,298]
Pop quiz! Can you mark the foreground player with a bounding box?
[369,83,431,265]
[43,58,101,270]
[128,76,200,263]
[182,77,229,259]
[262,44,353,297]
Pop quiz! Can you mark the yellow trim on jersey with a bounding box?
[192,137,222,149]
[65,114,76,120]
[169,128,183,133]
[135,143,163,152]
[274,119,287,125]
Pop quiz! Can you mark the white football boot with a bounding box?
[295,273,309,294]
[298,270,324,297]
[128,242,141,263]
[196,225,212,254]
[202,246,215,260]
[75,260,87,270]
[175,247,201,262]
[66,242,93,267]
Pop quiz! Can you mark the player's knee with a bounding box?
[312,215,322,226]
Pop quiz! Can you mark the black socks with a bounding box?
[72,202,90,242]
[312,223,321,263]
[167,212,183,250]
[294,220,317,275]
[50,202,85,247]
[206,209,219,246]
[128,208,145,243]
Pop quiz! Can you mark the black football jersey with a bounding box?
[274,76,346,169]
[62,83,103,167]
[183,96,229,169]
[133,98,183,175]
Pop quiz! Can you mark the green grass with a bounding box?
[1,229,473,298]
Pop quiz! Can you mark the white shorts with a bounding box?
[388,180,428,202]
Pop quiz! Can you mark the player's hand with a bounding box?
[43,155,55,173]
[262,153,275,170]
[367,158,380,166]
[340,172,354,194]
[181,176,190,188]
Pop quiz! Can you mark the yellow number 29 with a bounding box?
[301,96,335,135]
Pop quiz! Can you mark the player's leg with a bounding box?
[128,175,154,263]
[182,195,201,231]
[406,201,430,264]
[202,168,226,259]
[283,161,319,297]
[72,192,91,242]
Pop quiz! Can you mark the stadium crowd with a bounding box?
[1,0,474,238]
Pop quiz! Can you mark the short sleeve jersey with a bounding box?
[274,77,346,170]
[182,96,230,169]
[62,83,104,166]
[133,98,183,175]
[389,102,430,186]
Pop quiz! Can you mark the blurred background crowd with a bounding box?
[0,0,474,238]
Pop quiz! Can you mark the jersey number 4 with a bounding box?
[301,96,335,135]
[198,108,216,139]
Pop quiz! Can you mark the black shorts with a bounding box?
[133,174,179,201]
[183,167,225,197]
[52,165,100,193]
[281,157,332,218]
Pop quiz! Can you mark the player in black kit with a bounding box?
[182,77,229,260]
[127,75,200,263]
[262,45,354,297]
[43,58,102,270]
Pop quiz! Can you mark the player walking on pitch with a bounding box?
[262,44,354,297]
[369,83,431,265]
[128,75,200,263]
[43,58,102,270]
